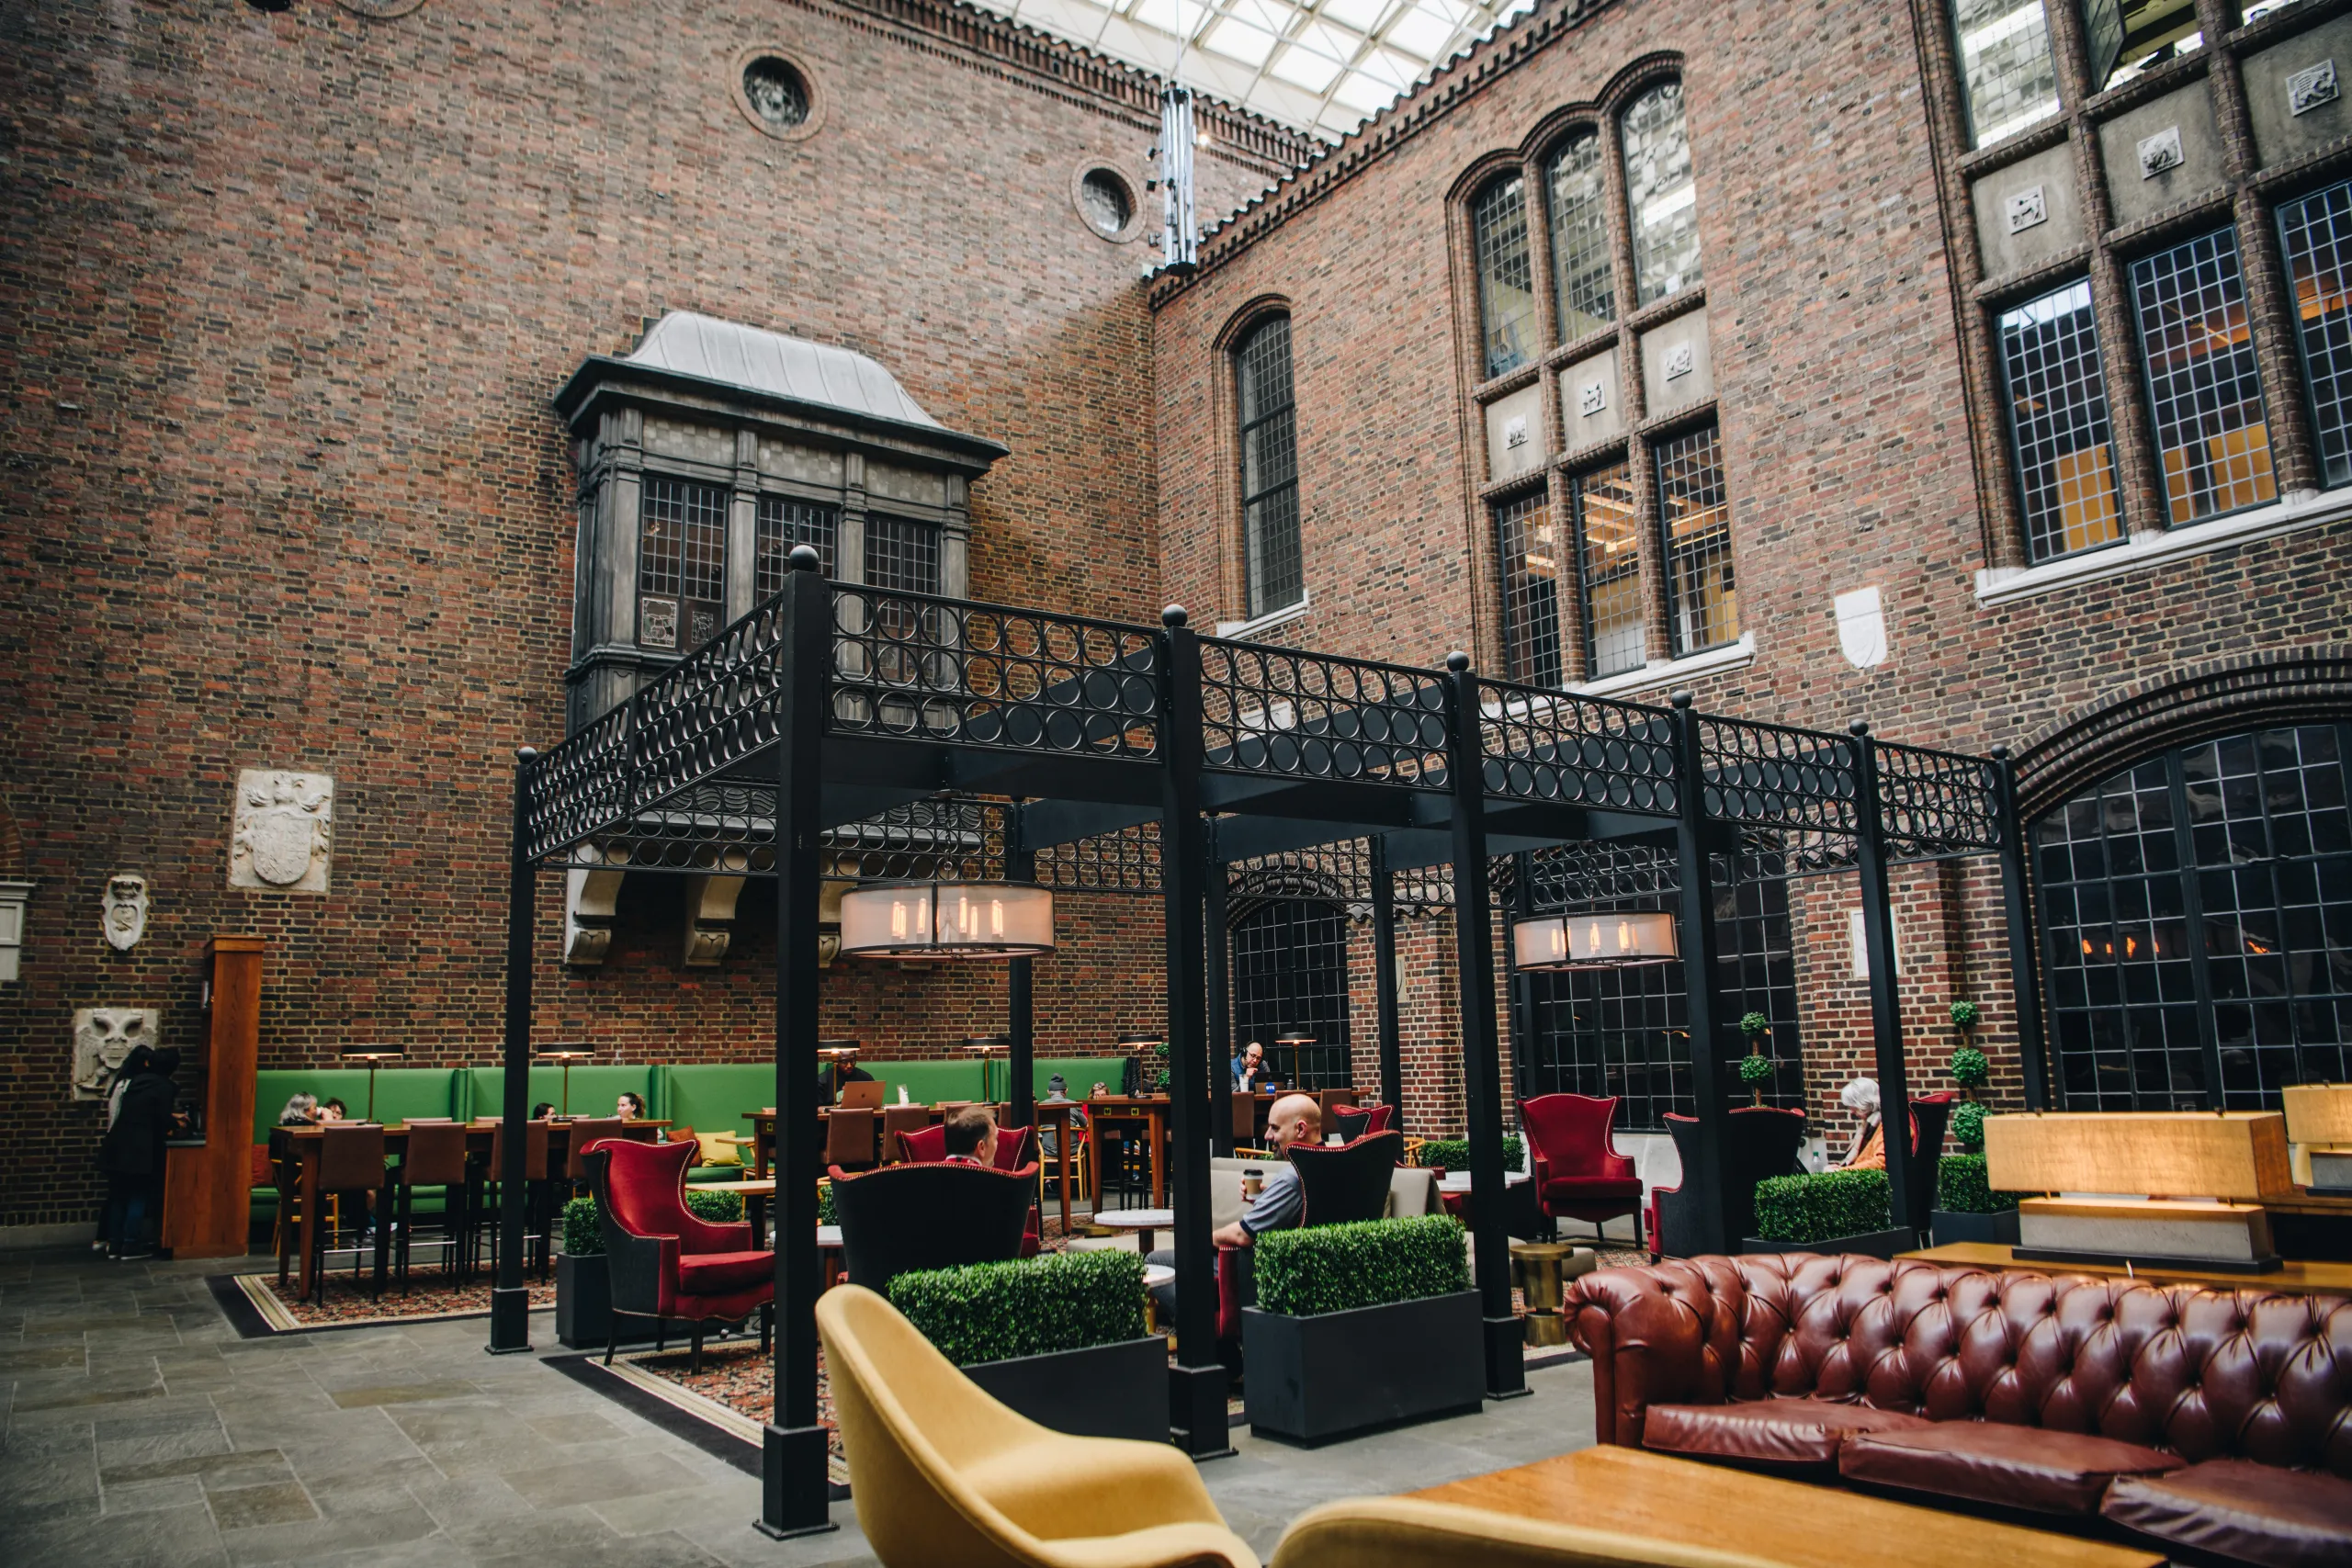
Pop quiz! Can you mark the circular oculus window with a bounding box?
[1072,164,1141,243]
[730,48,825,142]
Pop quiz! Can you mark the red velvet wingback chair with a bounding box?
[1520,1092,1645,1247]
[1289,1130,1404,1225]
[1331,1103,1395,1141]
[896,1122,946,1163]
[583,1140,772,1373]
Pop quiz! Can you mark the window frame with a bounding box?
[636,474,730,653]
[1993,276,2126,564]
[1493,486,1564,688]
[2125,223,2279,530]
[1652,421,1738,658]
[1570,459,1645,680]
[1471,173,1540,379]
[2276,176,2352,492]
[1232,311,1306,620]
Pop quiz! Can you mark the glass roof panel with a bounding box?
[969,0,1532,141]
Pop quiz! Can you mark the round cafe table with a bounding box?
[1096,1207,1174,1256]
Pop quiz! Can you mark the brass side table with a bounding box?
[1510,1240,1590,1347]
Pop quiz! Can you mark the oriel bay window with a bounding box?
[1655,423,1736,656]
[1494,489,1562,687]
[639,476,728,651]
[1997,278,2122,562]
[2130,227,2277,526]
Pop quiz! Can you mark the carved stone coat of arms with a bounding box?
[230,770,334,893]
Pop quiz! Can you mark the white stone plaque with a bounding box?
[229,770,334,894]
[2005,186,2047,234]
[2136,125,2183,179]
[2290,60,2338,118]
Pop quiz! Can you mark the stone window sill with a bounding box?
[1214,592,1311,641]
[1974,488,2352,606]
[1568,633,1757,699]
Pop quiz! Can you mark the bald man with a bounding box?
[1148,1092,1321,1320]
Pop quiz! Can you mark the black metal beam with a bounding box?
[1668,694,1736,1258]
[1007,810,1037,1134]
[1849,720,1917,1238]
[1205,818,1234,1158]
[1200,772,1426,827]
[1370,835,1403,1113]
[487,747,539,1357]
[1991,747,2050,1111]
[1016,799,1161,852]
[759,550,836,1540]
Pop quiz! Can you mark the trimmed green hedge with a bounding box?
[1254,1214,1468,1317]
[1415,1136,1522,1171]
[1752,1169,1893,1244]
[888,1249,1145,1367]
[1937,1153,2019,1214]
[560,1189,745,1256]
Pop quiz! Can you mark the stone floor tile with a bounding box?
[474,1526,730,1568]
[206,1479,322,1530]
[95,1422,232,1472]
[526,1409,624,1445]
[0,1342,90,1373]
[324,1379,482,1408]
[104,1448,296,1491]
[101,1472,208,1514]
[500,1451,704,1511]
[217,1495,439,1565]
[0,1497,229,1567]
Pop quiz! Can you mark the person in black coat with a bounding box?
[100,1048,178,1260]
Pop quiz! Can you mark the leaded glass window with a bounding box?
[2130,227,2278,525]
[1997,279,2122,561]
[1655,424,1736,655]
[2036,726,2352,1111]
[1229,899,1352,1091]
[1545,131,1615,344]
[1952,0,2061,147]
[1573,462,1644,679]
[1473,175,1538,378]
[1236,314,1304,617]
[2278,179,2352,489]
[638,477,728,651]
[1623,82,1701,306]
[1495,490,1562,687]
[755,496,839,598]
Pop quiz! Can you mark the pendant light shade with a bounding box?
[837,880,1055,959]
[1512,910,1679,970]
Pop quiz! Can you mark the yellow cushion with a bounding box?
[695,1132,742,1168]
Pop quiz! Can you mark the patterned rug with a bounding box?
[220,1259,556,1333]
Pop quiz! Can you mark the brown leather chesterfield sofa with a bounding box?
[1566,1253,2352,1567]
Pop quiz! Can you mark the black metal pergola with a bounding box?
[486,549,2041,1535]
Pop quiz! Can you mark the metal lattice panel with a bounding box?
[1655,423,1736,656]
[1198,639,1451,786]
[1876,740,2004,861]
[1494,489,1562,688]
[1041,819,1164,895]
[1545,130,1615,343]
[526,703,635,864]
[1695,716,1858,835]
[1474,175,1537,378]
[630,602,789,810]
[1476,680,1679,818]
[2278,178,2352,489]
[2131,226,2278,526]
[1997,279,2122,562]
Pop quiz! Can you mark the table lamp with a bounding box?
[532,1045,594,1117]
[1274,1027,1316,1089]
[962,1035,1010,1103]
[338,1045,404,1123]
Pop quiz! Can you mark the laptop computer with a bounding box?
[837,1078,887,1111]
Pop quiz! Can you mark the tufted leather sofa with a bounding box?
[1566,1253,2352,1567]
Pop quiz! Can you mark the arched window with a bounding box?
[1544,130,1614,344]
[2035,724,2352,1111]
[1622,80,1702,306]
[1229,898,1351,1090]
[1472,175,1537,378]
[1234,314,1304,618]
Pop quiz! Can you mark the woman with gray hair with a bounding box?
[277,1092,319,1127]
[1837,1077,1884,1169]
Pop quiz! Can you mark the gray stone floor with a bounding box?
[0,1248,1594,1565]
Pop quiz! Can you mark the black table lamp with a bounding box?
[533,1045,594,1117]
[338,1046,405,1123]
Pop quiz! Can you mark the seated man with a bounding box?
[1148,1092,1320,1319]
[819,1058,876,1104]
[1231,1040,1267,1092]
[942,1105,997,1166]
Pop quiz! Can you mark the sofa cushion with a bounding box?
[1841,1422,2185,1516]
[2101,1459,2352,1568]
[676,1249,774,1297]
[1645,1398,1932,1472]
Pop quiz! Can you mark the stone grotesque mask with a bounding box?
[102,874,149,952]
[72,1007,157,1100]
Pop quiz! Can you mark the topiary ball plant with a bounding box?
[1949,999,1981,1031]
[1947,1045,1990,1101]
[1737,1051,1773,1106]
[1949,1100,1987,1154]
[1738,1011,1770,1039]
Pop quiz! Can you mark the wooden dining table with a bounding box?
[277,1118,668,1301]
[1082,1094,1170,1211]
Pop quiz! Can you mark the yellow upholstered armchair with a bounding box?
[1269,1497,1777,1568]
[815,1284,1256,1568]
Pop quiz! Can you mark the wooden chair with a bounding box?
[879,1103,931,1165]
[309,1122,388,1303]
[386,1122,471,1292]
[825,1107,880,1173]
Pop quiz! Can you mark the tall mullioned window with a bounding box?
[1494,490,1562,687]
[2279,180,2352,489]
[1997,279,2122,561]
[1573,462,1644,678]
[639,477,729,651]
[1545,131,1615,344]
[1473,175,1539,378]
[1235,314,1304,617]
[1622,82,1701,305]
[1952,0,2061,147]
[2131,228,2278,525]
[1655,424,1736,655]
[755,496,840,597]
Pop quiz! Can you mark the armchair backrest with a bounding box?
[1331,1102,1395,1141]
[1659,1108,1808,1247]
[1901,1093,1956,1233]
[1519,1092,1630,1180]
[989,1123,1036,1172]
[829,1160,1036,1297]
[896,1123,947,1163]
[1290,1130,1404,1226]
[585,1136,744,1258]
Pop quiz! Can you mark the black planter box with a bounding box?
[962,1336,1170,1443]
[1242,1291,1482,1446]
[1740,1228,1917,1261]
[1930,1208,2020,1247]
[556,1252,659,1350]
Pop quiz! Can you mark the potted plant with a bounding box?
[1947,1001,1988,1104]
[1738,1011,1773,1107]
[1411,1135,1523,1174]
[557,1188,745,1350]
[889,1249,1164,1443]
[1929,1102,2020,1246]
[1742,1168,1913,1258]
[1241,1213,1480,1445]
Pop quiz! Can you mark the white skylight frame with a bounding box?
[968,0,1541,141]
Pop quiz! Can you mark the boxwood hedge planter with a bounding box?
[555,1252,658,1350]
[962,1335,1169,1443]
[1740,1229,1917,1261]
[1242,1290,1483,1444]
[1930,1208,2020,1247]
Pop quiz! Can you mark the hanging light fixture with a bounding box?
[837,880,1055,959]
[1511,911,1679,970]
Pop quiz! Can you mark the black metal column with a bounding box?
[1990,747,2049,1111]
[1205,818,1233,1157]
[1158,607,1232,1456]
[487,746,539,1355]
[1442,653,1525,1400]
[1370,835,1404,1114]
[1504,850,1535,1109]
[760,547,836,1540]
[1007,812,1037,1133]
[1849,719,1916,1234]
[1668,694,1736,1258]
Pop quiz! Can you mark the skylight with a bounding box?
[968,0,1540,141]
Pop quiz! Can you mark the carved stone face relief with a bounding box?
[102,874,148,951]
[72,1006,157,1100]
[230,770,334,893]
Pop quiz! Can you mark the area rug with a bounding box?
[210,1263,556,1336]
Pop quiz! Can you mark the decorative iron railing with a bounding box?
[1198,638,1451,787]
[1875,739,2003,861]
[1476,680,1680,818]
[1039,819,1164,895]
[1695,715,1859,834]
